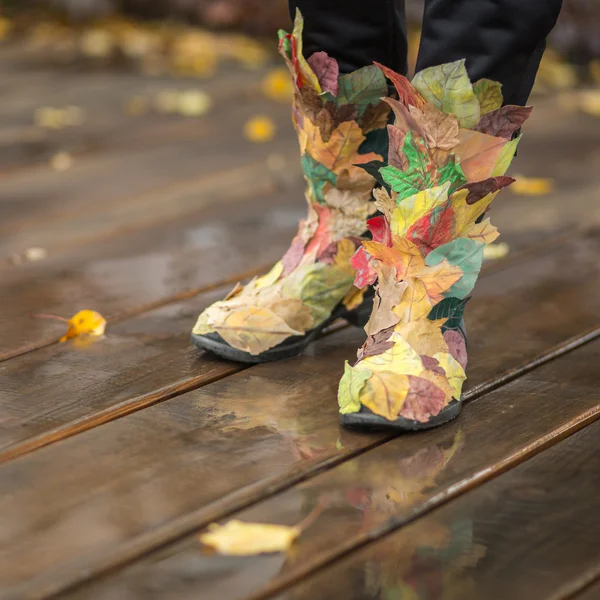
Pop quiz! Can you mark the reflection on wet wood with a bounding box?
[0,182,303,360]
[1,231,600,598]
[272,408,600,600]
[83,336,600,600]
[573,579,600,600]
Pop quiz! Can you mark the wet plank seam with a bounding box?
[44,322,600,600]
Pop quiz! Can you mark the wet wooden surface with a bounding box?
[1,37,600,600]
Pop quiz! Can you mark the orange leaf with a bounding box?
[60,310,107,342]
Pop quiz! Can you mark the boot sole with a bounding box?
[340,399,462,432]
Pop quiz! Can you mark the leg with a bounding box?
[417,0,563,105]
[289,0,408,76]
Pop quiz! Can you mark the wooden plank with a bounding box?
[0,97,294,256]
[61,336,600,600]
[0,230,599,599]
[258,408,600,600]
[573,579,600,600]
[0,176,303,360]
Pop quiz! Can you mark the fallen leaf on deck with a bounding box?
[244,115,276,143]
[177,91,212,117]
[60,310,107,342]
[261,68,294,103]
[483,242,510,261]
[200,520,300,555]
[511,175,554,196]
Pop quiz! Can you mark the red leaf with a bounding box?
[407,204,455,252]
[307,51,339,96]
[443,329,468,369]
[474,105,533,139]
[350,246,377,288]
[374,62,425,108]
[420,355,445,376]
[305,205,333,258]
[459,176,515,205]
[400,375,446,423]
[367,215,392,247]
[282,233,306,275]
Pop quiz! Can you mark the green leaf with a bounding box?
[438,155,467,192]
[381,131,436,201]
[337,65,388,116]
[425,238,485,299]
[412,60,481,128]
[428,296,470,331]
[338,362,371,414]
[300,154,337,203]
[473,79,503,115]
[277,29,291,58]
[492,135,521,177]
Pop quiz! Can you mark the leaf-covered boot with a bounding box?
[338,60,531,430]
[191,11,391,363]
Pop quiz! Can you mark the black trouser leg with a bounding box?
[416,0,564,105]
[288,0,408,75]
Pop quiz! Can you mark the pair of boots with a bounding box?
[191,11,531,431]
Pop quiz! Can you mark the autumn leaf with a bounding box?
[200,520,300,555]
[351,246,378,288]
[433,351,467,399]
[443,329,468,369]
[59,310,107,342]
[341,285,367,311]
[364,267,407,335]
[464,217,499,244]
[451,188,499,235]
[452,129,507,182]
[474,105,532,139]
[412,60,480,128]
[269,298,314,333]
[281,233,306,275]
[307,51,339,96]
[359,331,424,376]
[383,97,427,138]
[291,10,322,93]
[375,62,425,108]
[408,103,460,151]
[473,79,503,115]
[492,135,521,177]
[338,362,371,414]
[372,187,396,220]
[406,202,455,252]
[359,370,411,421]
[367,215,392,247]
[390,184,450,237]
[336,65,388,116]
[428,296,470,332]
[387,124,407,170]
[359,325,395,360]
[395,318,449,360]
[253,261,284,289]
[360,101,391,133]
[300,154,337,203]
[400,375,446,422]
[215,307,303,355]
[458,176,515,205]
[511,175,554,196]
[393,278,433,322]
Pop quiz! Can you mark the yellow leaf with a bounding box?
[395,318,449,357]
[492,135,521,177]
[199,520,300,555]
[433,352,467,399]
[253,261,284,289]
[390,184,450,237]
[60,310,107,342]
[483,242,510,261]
[463,217,499,244]
[360,332,424,376]
[393,278,433,322]
[511,175,554,196]
[451,189,498,235]
[268,298,314,333]
[177,90,212,117]
[262,68,294,103]
[342,286,366,311]
[334,239,359,274]
[453,129,506,182]
[418,261,463,305]
[244,115,276,143]
[291,10,322,93]
[359,371,411,421]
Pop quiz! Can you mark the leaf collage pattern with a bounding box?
[339,58,531,423]
[193,10,390,356]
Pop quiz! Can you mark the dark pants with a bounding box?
[289,0,563,106]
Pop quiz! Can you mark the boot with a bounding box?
[192,10,390,363]
[338,60,531,430]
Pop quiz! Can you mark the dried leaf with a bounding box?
[387,124,407,169]
[200,520,300,555]
[400,375,446,422]
[459,176,515,205]
[412,60,480,128]
[393,278,433,322]
[351,246,378,288]
[511,175,554,196]
[383,97,427,138]
[334,238,360,274]
[253,262,284,289]
[360,101,391,133]
[408,103,460,151]
[291,10,322,93]
[359,370,411,421]
[395,318,449,359]
[428,297,470,331]
[453,129,507,182]
[390,184,450,237]
[474,105,532,139]
[337,65,388,116]
[338,362,371,414]
[372,187,396,221]
[215,307,302,355]
[473,79,503,115]
[300,154,337,203]
[307,51,339,96]
[443,329,468,369]
[342,285,367,311]
[60,310,107,342]
[282,234,306,275]
[433,352,467,399]
[364,268,407,335]
[492,135,521,177]
[464,217,499,244]
[269,298,314,332]
[359,325,396,360]
[359,331,424,376]
[367,215,392,246]
[451,189,497,234]
[375,62,425,108]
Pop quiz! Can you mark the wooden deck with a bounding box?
[1,39,600,600]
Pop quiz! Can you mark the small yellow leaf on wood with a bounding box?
[244,115,276,143]
[483,242,510,261]
[511,175,554,196]
[262,68,294,103]
[199,520,300,555]
[60,310,107,342]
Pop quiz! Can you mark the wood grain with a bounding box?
[62,336,600,600]
[0,231,599,599]
[265,410,600,600]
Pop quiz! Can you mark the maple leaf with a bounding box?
[473,79,503,115]
[307,51,339,96]
[408,103,460,151]
[372,187,397,220]
[395,317,450,358]
[433,351,467,399]
[464,217,499,244]
[400,375,446,422]
[365,266,408,335]
[412,60,480,128]
[474,105,532,139]
[406,203,455,253]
